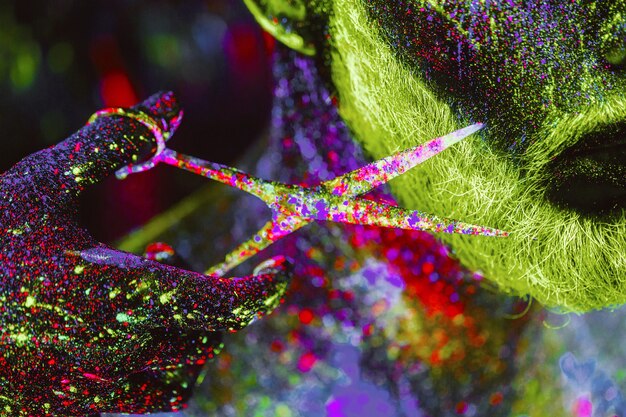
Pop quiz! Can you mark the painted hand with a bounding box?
[0,91,291,416]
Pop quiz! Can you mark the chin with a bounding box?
[329,0,626,312]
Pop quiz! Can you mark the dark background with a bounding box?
[0,0,274,243]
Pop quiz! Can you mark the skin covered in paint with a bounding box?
[0,92,291,416]
[247,0,626,311]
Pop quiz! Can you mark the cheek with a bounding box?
[364,1,476,91]
[364,1,610,150]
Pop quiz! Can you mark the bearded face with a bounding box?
[247,0,626,311]
[360,0,626,214]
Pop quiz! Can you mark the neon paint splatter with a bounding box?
[0,92,290,416]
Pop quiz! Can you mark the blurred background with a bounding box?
[0,0,274,242]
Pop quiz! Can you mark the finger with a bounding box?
[160,255,292,331]
[14,91,181,202]
[74,247,291,332]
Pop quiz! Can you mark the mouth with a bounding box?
[545,121,626,219]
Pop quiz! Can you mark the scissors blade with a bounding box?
[321,123,483,197]
[205,214,310,276]
[306,194,508,237]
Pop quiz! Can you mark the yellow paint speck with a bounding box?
[24,295,35,308]
[159,290,175,304]
[116,312,130,323]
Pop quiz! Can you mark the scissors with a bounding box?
[89,109,508,277]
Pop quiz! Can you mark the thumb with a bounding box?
[17,91,181,202]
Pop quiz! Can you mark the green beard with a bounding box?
[328,0,626,312]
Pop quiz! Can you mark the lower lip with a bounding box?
[545,127,626,220]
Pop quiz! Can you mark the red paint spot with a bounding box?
[83,372,102,381]
[297,352,317,373]
[145,242,175,255]
[270,340,284,352]
[489,392,503,405]
[422,262,434,274]
[298,308,314,325]
[455,401,469,414]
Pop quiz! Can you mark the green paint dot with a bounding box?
[159,291,174,304]
[276,404,292,417]
[24,296,35,308]
[116,312,130,323]
[10,42,40,91]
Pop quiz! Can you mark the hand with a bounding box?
[0,92,291,416]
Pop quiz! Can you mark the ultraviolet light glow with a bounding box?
[89,107,508,276]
